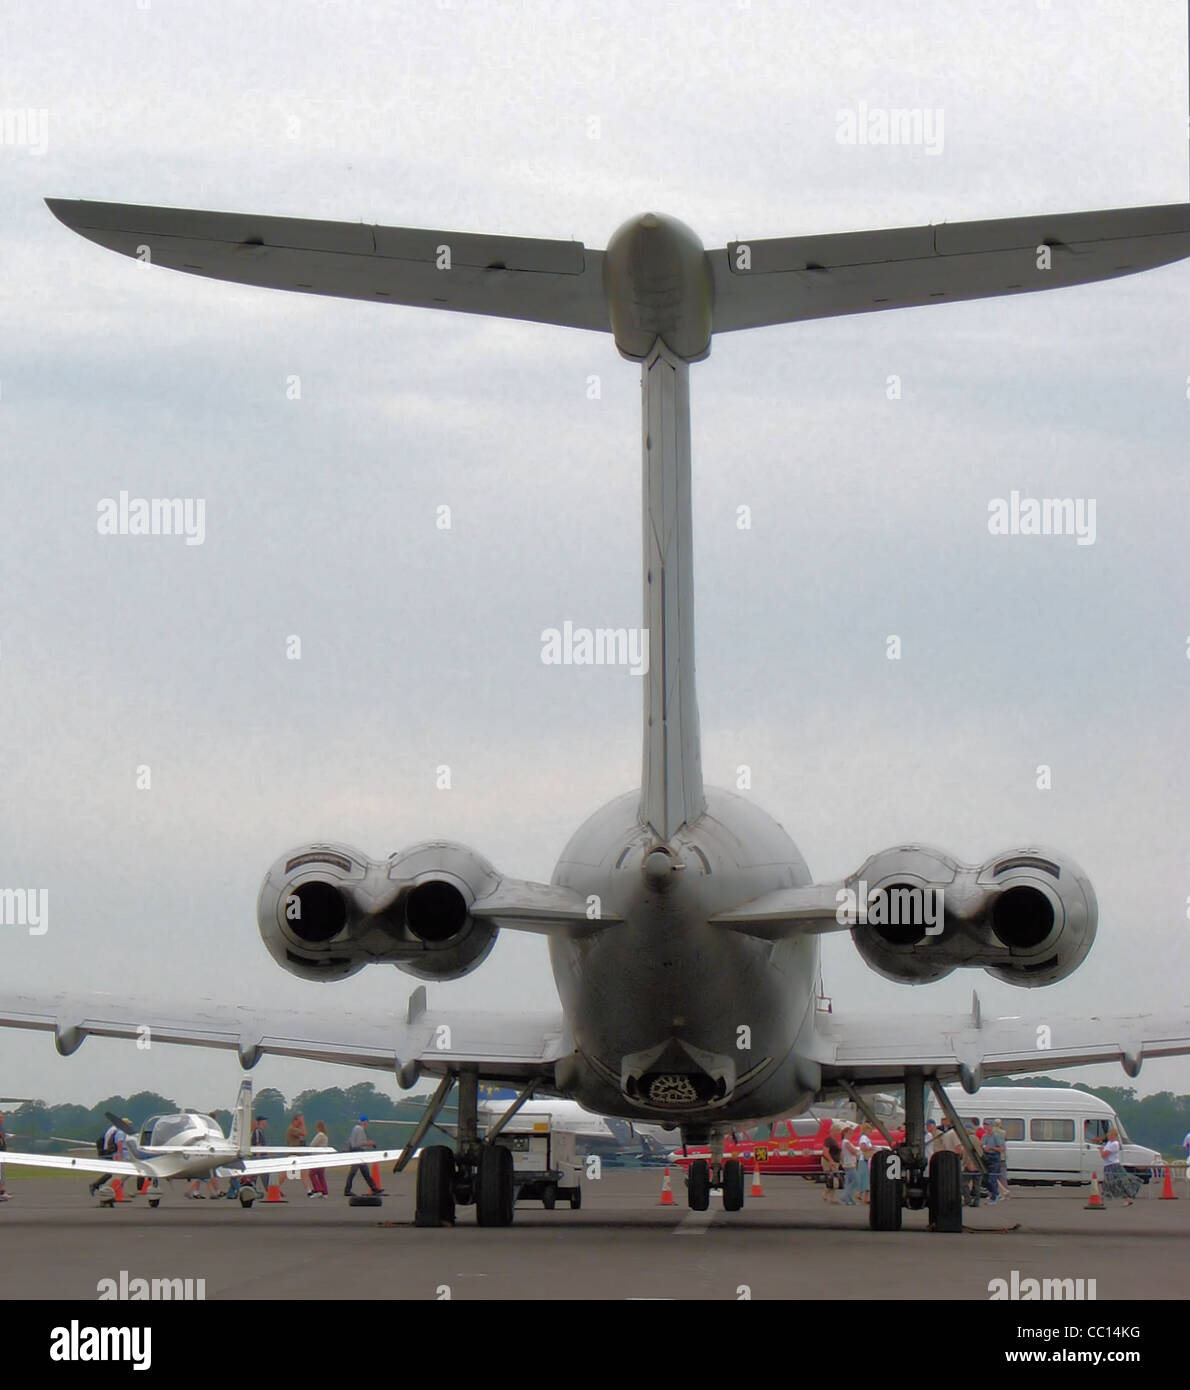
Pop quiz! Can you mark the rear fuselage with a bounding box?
[549,787,821,1133]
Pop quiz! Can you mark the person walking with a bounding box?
[983,1118,1007,1202]
[821,1123,842,1203]
[308,1121,330,1197]
[1100,1127,1134,1204]
[857,1124,873,1205]
[90,1117,130,1197]
[285,1113,310,1194]
[343,1115,384,1197]
[839,1125,860,1206]
[962,1125,984,1207]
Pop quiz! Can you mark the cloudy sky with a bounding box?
[0,0,1187,1111]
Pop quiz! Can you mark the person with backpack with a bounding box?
[90,1117,131,1197]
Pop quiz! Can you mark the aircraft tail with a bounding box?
[639,341,705,840]
[227,1079,253,1157]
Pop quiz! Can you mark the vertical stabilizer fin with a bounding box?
[640,340,705,840]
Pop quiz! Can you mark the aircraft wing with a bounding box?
[45,199,610,335]
[809,994,1190,1090]
[1,1150,145,1178]
[710,202,1190,332]
[0,989,569,1083]
[232,1147,412,1179]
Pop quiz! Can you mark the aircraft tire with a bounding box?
[688,1158,710,1211]
[348,1194,383,1207]
[416,1145,456,1227]
[542,1183,557,1210]
[722,1159,745,1211]
[476,1144,515,1227]
[928,1151,962,1233]
[869,1150,902,1231]
[569,1186,582,1210]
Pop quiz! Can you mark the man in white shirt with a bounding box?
[343,1115,384,1198]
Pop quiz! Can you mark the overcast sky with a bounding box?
[0,0,1187,1111]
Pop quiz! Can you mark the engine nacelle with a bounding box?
[849,844,1097,988]
[257,840,500,983]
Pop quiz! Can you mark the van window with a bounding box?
[1085,1118,1111,1142]
[1031,1118,1075,1143]
[1000,1118,1024,1142]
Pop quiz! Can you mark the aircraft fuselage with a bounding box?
[549,788,821,1136]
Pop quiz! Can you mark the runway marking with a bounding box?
[674,1208,717,1235]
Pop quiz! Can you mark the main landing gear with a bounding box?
[867,1073,963,1234]
[412,1068,529,1229]
[684,1133,746,1212]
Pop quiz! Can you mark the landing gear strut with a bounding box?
[412,1067,537,1228]
[683,1130,745,1212]
[865,1071,963,1233]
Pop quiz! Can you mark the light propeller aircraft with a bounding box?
[3,1080,407,1207]
[5,192,1190,1230]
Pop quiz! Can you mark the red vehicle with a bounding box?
[671,1116,907,1178]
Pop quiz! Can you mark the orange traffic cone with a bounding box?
[1160,1165,1177,1200]
[750,1162,764,1198]
[370,1164,382,1191]
[265,1181,286,1203]
[659,1167,675,1206]
[1084,1173,1105,1209]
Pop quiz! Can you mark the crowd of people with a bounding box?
[183,1112,383,1200]
[818,1116,1013,1206]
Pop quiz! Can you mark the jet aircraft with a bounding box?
[4,194,1190,1230]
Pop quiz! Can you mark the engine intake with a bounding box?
[257,840,500,982]
[850,844,1096,987]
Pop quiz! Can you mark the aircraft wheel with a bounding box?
[869,1150,902,1231]
[928,1151,962,1233]
[148,1197,160,1209]
[415,1145,456,1227]
[722,1159,745,1212]
[542,1183,557,1211]
[687,1158,710,1211]
[569,1187,581,1210]
[476,1145,515,1227]
[239,1186,256,1208]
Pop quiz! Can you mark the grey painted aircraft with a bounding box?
[5,196,1190,1229]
